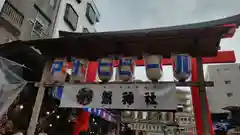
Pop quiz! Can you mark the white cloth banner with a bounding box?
[60,83,178,110]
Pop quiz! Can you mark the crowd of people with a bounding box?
[0,114,15,135]
[0,113,49,135]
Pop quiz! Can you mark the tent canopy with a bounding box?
[0,43,44,81]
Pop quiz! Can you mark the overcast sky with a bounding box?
[95,0,240,31]
[95,0,240,84]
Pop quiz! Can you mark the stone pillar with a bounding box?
[135,131,139,135]
[134,111,138,119]
[137,111,143,119]
[161,112,166,122]
[116,120,120,135]
[167,112,174,122]
[147,111,151,120]
[142,131,147,135]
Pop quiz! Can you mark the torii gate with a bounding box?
[72,24,238,135]
[85,51,236,135]
[19,17,238,135]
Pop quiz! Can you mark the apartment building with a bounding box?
[0,0,62,44]
[0,0,100,45]
[53,0,100,38]
[205,63,240,129]
[205,63,240,114]
[176,89,192,112]
[121,88,195,134]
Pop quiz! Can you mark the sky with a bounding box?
[95,0,240,31]
[95,0,240,86]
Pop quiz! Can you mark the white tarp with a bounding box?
[0,56,27,119]
[0,83,26,118]
[60,83,178,110]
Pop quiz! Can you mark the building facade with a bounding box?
[0,0,62,44]
[0,0,100,46]
[175,89,192,112]
[121,88,195,134]
[205,63,240,114]
[52,0,100,38]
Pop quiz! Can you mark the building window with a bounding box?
[184,117,187,121]
[33,21,43,35]
[225,80,231,84]
[31,10,50,37]
[227,92,233,97]
[49,0,57,8]
[83,27,89,33]
[64,3,78,31]
[86,3,96,25]
[76,0,81,3]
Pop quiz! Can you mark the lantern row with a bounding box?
[51,54,192,83]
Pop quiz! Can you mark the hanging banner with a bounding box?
[213,120,234,132]
[60,83,177,110]
[82,108,116,123]
[52,86,63,100]
[52,86,116,122]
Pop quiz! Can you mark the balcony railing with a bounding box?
[31,30,48,39]
[1,1,24,26]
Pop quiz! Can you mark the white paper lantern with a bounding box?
[143,55,163,82]
[51,58,67,83]
[70,58,88,82]
[118,57,135,81]
[98,57,114,82]
[172,54,192,82]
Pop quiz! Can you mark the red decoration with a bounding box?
[73,109,90,135]
[221,24,236,38]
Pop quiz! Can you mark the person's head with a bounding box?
[0,127,6,134]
